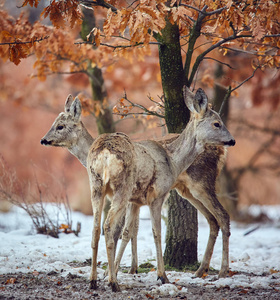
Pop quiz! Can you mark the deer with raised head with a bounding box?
[41,86,235,292]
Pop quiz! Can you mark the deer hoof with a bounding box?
[218,269,229,278]
[195,266,209,278]
[89,279,98,290]
[128,267,138,274]
[157,274,169,284]
[109,281,121,292]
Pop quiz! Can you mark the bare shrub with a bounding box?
[0,155,81,238]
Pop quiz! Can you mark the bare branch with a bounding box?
[113,92,164,119]
[0,36,49,46]
[203,57,237,70]
[218,66,260,114]
[180,4,227,16]
[231,66,260,93]
[79,0,118,12]
[232,118,280,137]
[74,39,160,49]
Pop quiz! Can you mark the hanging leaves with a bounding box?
[20,0,40,8]
[0,0,280,86]
[41,0,82,29]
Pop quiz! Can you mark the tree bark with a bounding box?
[164,190,198,268]
[156,20,198,268]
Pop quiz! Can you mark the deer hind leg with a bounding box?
[129,205,139,274]
[149,197,169,284]
[176,185,219,277]
[104,192,129,292]
[114,203,140,275]
[89,189,106,290]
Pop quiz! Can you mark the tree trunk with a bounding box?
[81,6,115,135]
[156,20,198,268]
[81,7,115,229]
[164,190,198,268]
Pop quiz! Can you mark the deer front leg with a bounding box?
[195,212,219,277]
[176,186,220,277]
[202,195,230,278]
[114,203,140,274]
[192,202,219,277]
[218,213,230,278]
[149,198,169,284]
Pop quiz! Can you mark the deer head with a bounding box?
[40,95,83,148]
[183,86,235,147]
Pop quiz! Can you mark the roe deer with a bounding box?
[41,86,235,292]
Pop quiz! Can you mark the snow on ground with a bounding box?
[0,204,280,297]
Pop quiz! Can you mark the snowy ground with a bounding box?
[0,204,280,297]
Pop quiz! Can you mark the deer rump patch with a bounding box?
[92,149,126,184]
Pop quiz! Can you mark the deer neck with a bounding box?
[166,118,204,178]
[68,123,94,168]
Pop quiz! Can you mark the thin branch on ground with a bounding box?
[0,156,81,238]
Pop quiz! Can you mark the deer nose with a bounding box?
[224,139,235,146]
[41,139,51,145]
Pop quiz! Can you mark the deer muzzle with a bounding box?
[40,138,52,146]
[224,139,235,147]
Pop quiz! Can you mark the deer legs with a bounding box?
[114,203,140,274]
[186,188,230,278]
[89,192,105,290]
[149,197,169,284]
[115,197,169,284]
[180,191,219,277]
[104,204,127,292]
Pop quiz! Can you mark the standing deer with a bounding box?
[41,86,235,292]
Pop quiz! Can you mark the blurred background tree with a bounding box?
[0,0,280,269]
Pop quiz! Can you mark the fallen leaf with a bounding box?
[228,270,238,277]
[6,278,16,284]
[201,273,208,278]
[238,289,249,294]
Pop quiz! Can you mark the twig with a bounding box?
[114,92,165,119]
[244,226,260,236]
[231,66,260,93]
[79,0,118,12]
[180,4,227,16]
[218,66,260,114]
[0,36,49,46]
[203,57,236,70]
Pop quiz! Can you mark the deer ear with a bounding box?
[193,88,208,114]
[65,94,73,113]
[70,97,82,121]
[183,86,196,113]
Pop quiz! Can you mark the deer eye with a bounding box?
[56,125,64,130]
[213,122,221,128]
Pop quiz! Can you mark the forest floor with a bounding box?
[1,270,279,300]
